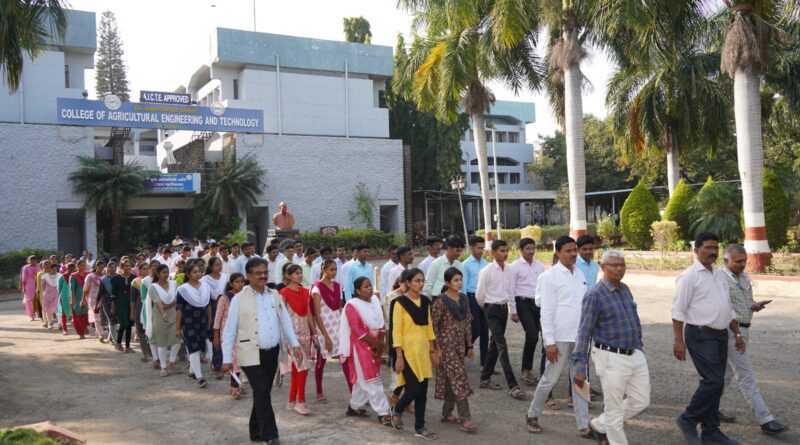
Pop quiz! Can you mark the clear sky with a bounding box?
[69,0,614,140]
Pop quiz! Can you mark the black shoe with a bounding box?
[263,439,280,445]
[187,372,196,380]
[718,411,736,423]
[250,435,262,442]
[760,420,788,435]
[676,415,700,445]
[196,378,207,388]
[700,431,740,445]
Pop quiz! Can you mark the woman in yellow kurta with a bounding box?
[391,267,440,440]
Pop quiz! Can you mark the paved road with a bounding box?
[0,282,797,445]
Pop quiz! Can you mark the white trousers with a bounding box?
[724,327,774,424]
[189,351,204,379]
[350,353,390,416]
[590,347,651,445]
[528,341,590,430]
[157,344,181,369]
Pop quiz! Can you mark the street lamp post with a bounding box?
[450,174,468,238]
[487,121,501,239]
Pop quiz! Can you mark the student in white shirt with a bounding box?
[292,239,305,265]
[264,244,280,286]
[218,244,237,276]
[509,238,545,386]
[417,236,442,275]
[309,245,334,285]
[476,239,527,401]
[379,245,399,297]
[422,237,464,297]
[526,236,590,437]
[386,246,414,295]
[273,241,295,285]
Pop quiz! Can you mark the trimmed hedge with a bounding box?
[763,169,789,248]
[296,229,406,251]
[477,224,597,247]
[0,248,61,284]
[663,179,694,242]
[621,181,661,249]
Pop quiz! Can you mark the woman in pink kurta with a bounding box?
[83,261,105,340]
[213,272,245,399]
[40,263,60,329]
[310,259,346,401]
[19,256,40,320]
[338,276,392,425]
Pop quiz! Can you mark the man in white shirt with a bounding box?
[292,239,305,265]
[264,244,280,285]
[171,234,183,247]
[423,236,464,296]
[158,247,175,274]
[417,236,442,275]
[509,237,545,386]
[273,241,295,285]
[476,239,527,400]
[673,232,745,445]
[309,245,334,285]
[379,245,399,298]
[526,236,590,437]
[202,242,223,262]
[334,245,347,269]
[386,246,413,295]
[219,244,237,276]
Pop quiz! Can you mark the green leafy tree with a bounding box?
[0,0,68,92]
[663,179,695,241]
[68,156,155,255]
[342,16,371,44]
[763,94,800,219]
[689,177,743,242]
[620,181,661,249]
[95,11,130,101]
[763,169,789,247]
[388,34,468,191]
[206,152,266,237]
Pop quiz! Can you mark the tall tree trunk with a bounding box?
[471,113,493,239]
[734,69,771,271]
[666,125,680,196]
[110,208,122,256]
[564,62,586,238]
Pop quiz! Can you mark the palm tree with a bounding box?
[68,156,155,255]
[719,0,799,271]
[207,152,266,237]
[396,0,542,237]
[0,0,68,92]
[605,2,731,196]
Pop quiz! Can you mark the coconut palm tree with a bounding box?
[719,0,799,271]
[396,0,542,237]
[605,3,731,196]
[206,151,266,237]
[68,156,155,255]
[0,0,68,92]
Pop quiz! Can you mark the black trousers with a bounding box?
[683,324,728,437]
[394,365,429,432]
[241,347,280,442]
[515,297,540,372]
[210,298,222,371]
[116,324,132,348]
[480,303,519,389]
[467,292,489,366]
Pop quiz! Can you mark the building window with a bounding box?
[470,156,519,166]
[233,79,239,99]
[378,89,387,108]
[64,64,70,88]
[497,173,507,184]
[496,131,507,143]
[469,131,474,141]
[510,173,520,184]
[471,172,480,184]
[508,132,520,143]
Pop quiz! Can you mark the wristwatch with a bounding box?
[735,333,743,338]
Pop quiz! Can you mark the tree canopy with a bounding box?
[343,16,372,44]
[95,11,130,101]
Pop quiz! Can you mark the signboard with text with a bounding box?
[140,90,192,105]
[145,173,201,194]
[57,97,264,132]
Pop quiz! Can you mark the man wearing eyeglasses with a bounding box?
[717,244,787,436]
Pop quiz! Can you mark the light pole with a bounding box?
[450,174,468,238]
[486,121,501,239]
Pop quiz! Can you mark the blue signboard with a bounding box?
[140,90,192,105]
[145,173,200,194]
[57,98,264,132]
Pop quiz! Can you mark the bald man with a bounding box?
[272,202,295,230]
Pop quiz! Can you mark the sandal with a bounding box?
[545,398,561,410]
[441,415,462,424]
[316,394,328,404]
[345,407,369,417]
[459,421,478,433]
[414,429,438,440]
[527,417,542,433]
[230,387,242,400]
[159,369,169,377]
[510,387,528,400]
[378,415,393,427]
[391,415,404,430]
[479,379,502,390]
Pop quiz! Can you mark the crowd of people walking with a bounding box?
[16,232,788,445]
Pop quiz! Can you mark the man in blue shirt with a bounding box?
[235,241,261,276]
[575,235,600,287]
[572,250,649,445]
[345,243,373,300]
[462,235,489,367]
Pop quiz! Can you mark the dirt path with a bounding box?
[1,283,798,445]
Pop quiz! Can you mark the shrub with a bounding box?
[596,215,619,241]
[0,249,61,285]
[620,181,661,249]
[474,229,522,244]
[477,224,598,248]
[520,225,543,244]
[663,179,694,241]
[651,220,680,252]
[0,428,65,445]
[763,169,789,248]
[690,177,743,242]
[297,228,396,252]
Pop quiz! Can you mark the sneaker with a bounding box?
[718,411,736,424]
[286,402,296,411]
[196,378,207,388]
[700,431,740,445]
[676,415,700,445]
[760,420,788,435]
[187,372,196,380]
[293,402,311,415]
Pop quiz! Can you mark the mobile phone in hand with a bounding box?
[758,299,772,307]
